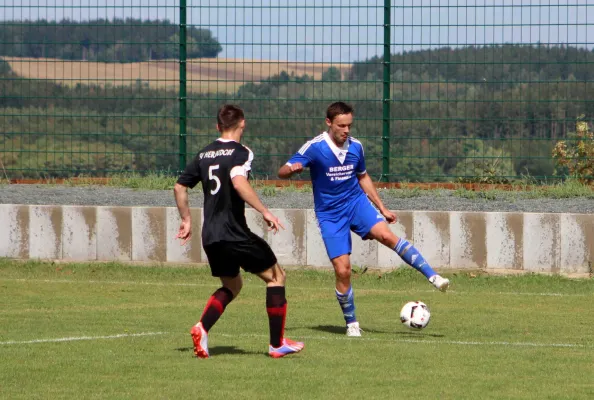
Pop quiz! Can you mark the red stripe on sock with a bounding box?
[266,303,287,340]
[201,295,224,319]
[266,306,285,317]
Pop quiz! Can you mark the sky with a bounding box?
[1,1,593,62]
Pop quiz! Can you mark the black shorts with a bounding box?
[203,233,278,278]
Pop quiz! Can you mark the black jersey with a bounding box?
[177,138,254,246]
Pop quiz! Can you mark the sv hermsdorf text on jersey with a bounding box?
[199,149,236,159]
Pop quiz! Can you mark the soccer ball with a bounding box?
[400,301,431,329]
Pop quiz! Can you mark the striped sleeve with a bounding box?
[286,134,323,167]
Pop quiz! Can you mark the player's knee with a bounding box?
[259,264,286,286]
[381,232,396,247]
[373,228,397,248]
[272,264,286,285]
[334,264,352,282]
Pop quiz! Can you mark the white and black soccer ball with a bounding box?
[400,301,431,329]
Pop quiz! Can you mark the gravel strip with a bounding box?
[1,184,593,214]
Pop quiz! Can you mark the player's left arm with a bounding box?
[231,176,284,234]
[231,147,285,233]
[357,173,397,224]
[354,142,397,224]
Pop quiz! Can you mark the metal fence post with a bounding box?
[179,0,188,172]
[382,0,391,182]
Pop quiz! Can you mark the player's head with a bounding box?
[216,104,246,135]
[325,102,354,146]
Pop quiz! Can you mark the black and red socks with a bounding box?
[266,286,287,348]
[200,287,234,332]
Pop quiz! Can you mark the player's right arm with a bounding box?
[278,162,304,179]
[277,141,313,179]
[174,157,201,245]
[173,183,192,245]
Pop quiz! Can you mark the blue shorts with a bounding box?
[317,195,385,260]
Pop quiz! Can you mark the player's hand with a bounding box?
[290,162,304,174]
[382,209,397,224]
[262,211,285,234]
[176,219,192,245]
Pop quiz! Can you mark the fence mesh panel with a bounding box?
[0,1,592,182]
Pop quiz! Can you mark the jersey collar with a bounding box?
[323,131,349,164]
[217,138,237,143]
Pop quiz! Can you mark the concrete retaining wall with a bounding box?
[1,204,592,275]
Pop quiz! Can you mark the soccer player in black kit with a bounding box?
[174,104,304,359]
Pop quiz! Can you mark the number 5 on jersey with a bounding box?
[209,165,221,194]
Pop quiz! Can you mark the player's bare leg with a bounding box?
[331,254,352,294]
[257,264,304,358]
[367,221,450,292]
[220,275,243,298]
[190,275,242,358]
[331,255,361,336]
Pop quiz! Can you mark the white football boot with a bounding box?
[429,275,450,292]
[346,321,362,337]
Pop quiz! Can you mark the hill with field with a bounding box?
[1,56,352,93]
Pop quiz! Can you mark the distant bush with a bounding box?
[0,58,12,74]
[0,19,222,62]
[552,116,594,184]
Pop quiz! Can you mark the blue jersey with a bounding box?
[287,132,367,215]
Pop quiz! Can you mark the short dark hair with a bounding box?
[326,101,354,122]
[217,104,245,131]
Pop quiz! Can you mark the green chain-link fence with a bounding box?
[1,1,592,182]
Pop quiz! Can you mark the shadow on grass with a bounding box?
[175,346,260,356]
[309,324,396,335]
[392,331,445,338]
[308,324,445,338]
[307,325,346,335]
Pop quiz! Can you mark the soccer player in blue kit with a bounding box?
[278,102,450,337]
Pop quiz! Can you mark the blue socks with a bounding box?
[335,240,433,325]
[394,238,437,279]
[335,286,357,325]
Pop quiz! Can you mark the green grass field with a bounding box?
[1,260,593,399]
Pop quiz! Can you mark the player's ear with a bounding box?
[216,123,221,132]
[325,118,332,127]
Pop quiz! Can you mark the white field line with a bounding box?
[1,278,591,298]
[217,333,592,349]
[1,330,589,349]
[0,331,167,345]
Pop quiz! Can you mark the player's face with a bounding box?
[326,113,353,146]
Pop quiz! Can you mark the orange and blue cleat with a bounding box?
[268,338,304,358]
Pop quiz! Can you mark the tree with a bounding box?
[0,19,223,62]
[321,67,342,82]
[0,59,11,75]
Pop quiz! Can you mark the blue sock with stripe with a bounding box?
[394,238,437,279]
[335,286,357,325]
